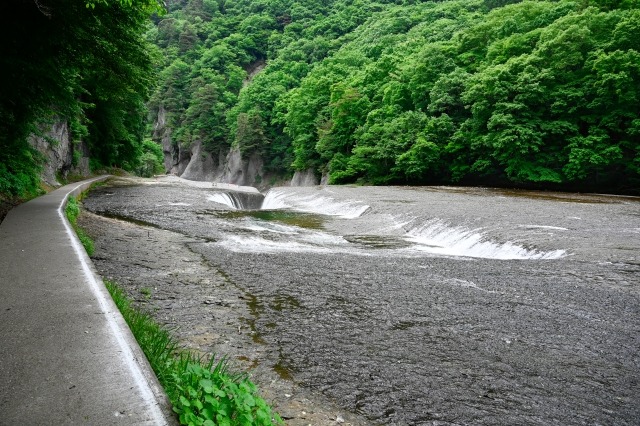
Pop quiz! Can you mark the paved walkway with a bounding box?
[0,177,174,425]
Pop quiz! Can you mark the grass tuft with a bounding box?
[65,196,94,255]
[105,280,282,426]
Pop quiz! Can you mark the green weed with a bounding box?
[140,287,152,299]
[105,280,282,426]
[65,196,94,255]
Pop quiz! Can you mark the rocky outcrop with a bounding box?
[242,59,266,88]
[154,105,171,172]
[153,105,189,175]
[153,105,270,186]
[29,119,90,187]
[218,147,264,187]
[174,142,268,188]
[181,140,220,181]
[290,168,319,186]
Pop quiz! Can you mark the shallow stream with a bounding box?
[82,177,640,425]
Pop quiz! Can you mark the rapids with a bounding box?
[83,179,640,425]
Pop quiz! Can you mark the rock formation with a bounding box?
[291,168,319,186]
[29,119,90,187]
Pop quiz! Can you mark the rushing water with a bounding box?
[207,187,567,260]
[84,180,640,425]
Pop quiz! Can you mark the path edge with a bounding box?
[60,176,176,425]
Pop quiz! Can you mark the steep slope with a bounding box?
[149,0,640,193]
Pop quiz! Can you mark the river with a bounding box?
[81,176,640,425]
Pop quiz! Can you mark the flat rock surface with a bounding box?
[80,176,640,425]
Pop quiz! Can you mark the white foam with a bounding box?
[239,221,299,234]
[216,216,350,254]
[217,233,347,254]
[262,190,369,218]
[260,190,289,210]
[208,193,237,209]
[405,220,566,260]
[518,225,568,231]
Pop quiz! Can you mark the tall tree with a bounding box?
[0,0,162,196]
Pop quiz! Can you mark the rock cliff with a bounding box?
[153,102,319,188]
[29,119,90,187]
[180,141,223,182]
[291,168,319,186]
[218,147,264,187]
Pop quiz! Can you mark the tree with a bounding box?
[0,0,160,196]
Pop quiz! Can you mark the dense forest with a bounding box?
[149,0,639,193]
[0,0,163,198]
[1,0,638,198]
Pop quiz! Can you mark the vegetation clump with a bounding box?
[149,0,639,194]
[65,196,95,256]
[105,280,282,426]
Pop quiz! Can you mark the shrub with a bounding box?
[65,196,94,255]
[105,280,282,426]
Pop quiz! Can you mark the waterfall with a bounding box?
[208,189,566,260]
[208,193,238,209]
[262,189,369,218]
[208,191,265,210]
[405,220,566,260]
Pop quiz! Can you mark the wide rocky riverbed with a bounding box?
[79,176,640,425]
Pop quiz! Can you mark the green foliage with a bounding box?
[0,148,43,197]
[149,0,639,193]
[13,0,637,195]
[172,362,282,426]
[65,196,81,224]
[105,280,282,426]
[65,196,95,255]
[85,0,165,14]
[0,0,158,198]
[137,139,165,177]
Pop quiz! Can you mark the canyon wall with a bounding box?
[29,119,90,187]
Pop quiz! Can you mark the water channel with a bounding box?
[82,177,640,425]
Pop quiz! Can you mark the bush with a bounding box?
[137,139,165,177]
[105,280,282,426]
[65,196,94,255]
[173,362,279,426]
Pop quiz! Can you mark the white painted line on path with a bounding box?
[57,179,169,425]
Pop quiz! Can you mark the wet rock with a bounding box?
[80,176,640,426]
[291,168,319,187]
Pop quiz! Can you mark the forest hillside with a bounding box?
[0,0,638,200]
[149,0,639,193]
[0,0,163,201]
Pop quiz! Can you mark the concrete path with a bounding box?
[0,177,175,425]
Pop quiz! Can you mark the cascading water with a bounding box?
[261,189,370,218]
[208,191,265,210]
[207,188,566,260]
[404,219,566,259]
[208,193,238,209]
